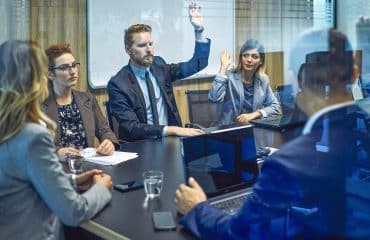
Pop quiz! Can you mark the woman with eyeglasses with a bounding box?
[0,40,112,239]
[209,39,281,125]
[43,43,118,160]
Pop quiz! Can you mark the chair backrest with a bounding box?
[274,84,295,112]
[185,90,222,128]
[104,101,120,137]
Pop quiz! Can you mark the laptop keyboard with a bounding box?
[211,193,250,215]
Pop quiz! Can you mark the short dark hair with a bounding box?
[294,29,354,98]
[124,24,152,48]
[45,43,73,68]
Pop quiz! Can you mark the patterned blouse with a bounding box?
[57,99,87,149]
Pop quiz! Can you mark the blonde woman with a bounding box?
[209,39,281,125]
[0,40,112,239]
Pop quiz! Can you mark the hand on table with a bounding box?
[93,173,113,189]
[75,169,103,191]
[167,126,205,137]
[96,139,115,156]
[237,112,262,124]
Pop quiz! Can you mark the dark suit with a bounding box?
[43,89,118,148]
[180,103,370,239]
[107,40,211,141]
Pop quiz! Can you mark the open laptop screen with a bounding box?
[182,126,258,198]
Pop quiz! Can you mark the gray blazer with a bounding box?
[209,72,281,125]
[0,123,111,240]
[43,88,118,148]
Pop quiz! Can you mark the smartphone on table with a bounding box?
[152,211,177,231]
[114,179,144,192]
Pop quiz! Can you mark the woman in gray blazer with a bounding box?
[43,43,118,160]
[0,40,112,240]
[209,39,281,125]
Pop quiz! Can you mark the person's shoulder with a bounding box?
[254,74,270,87]
[17,122,52,143]
[42,86,55,107]
[72,89,93,98]
[23,122,49,134]
[226,70,240,80]
[258,73,270,82]
[108,64,131,84]
[72,90,96,105]
[153,56,167,66]
[263,134,312,172]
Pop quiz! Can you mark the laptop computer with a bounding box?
[249,112,306,130]
[182,125,259,214]
[250,85,307,129]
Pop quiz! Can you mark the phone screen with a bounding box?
[114,179,144,192]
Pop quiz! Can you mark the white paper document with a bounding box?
[82,148,138,165]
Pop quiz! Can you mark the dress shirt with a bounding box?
[130,63,168,126]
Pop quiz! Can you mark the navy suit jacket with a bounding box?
[107,40,210,141]
[180,102,370,239]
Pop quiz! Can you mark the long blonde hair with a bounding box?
[0,40,56,143]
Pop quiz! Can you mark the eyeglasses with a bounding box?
[50,62,80,72]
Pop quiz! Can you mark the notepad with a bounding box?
[82,148,138,165]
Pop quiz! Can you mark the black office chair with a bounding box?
[104,101,120,139]
[185,90,222,128]
[274,84,295,111]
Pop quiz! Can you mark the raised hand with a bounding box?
[219,50,232,75]
[188,1,203,31]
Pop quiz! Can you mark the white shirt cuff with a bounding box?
[162,126,168,137]
[71,174,78,189]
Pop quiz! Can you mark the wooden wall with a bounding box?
[30,0,88,91]
[29,0,112,113]
[28,0,284,126]
[234,0,284,90]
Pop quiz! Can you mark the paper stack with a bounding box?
[82,148,138,165]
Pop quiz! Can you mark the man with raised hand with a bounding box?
[108,2,210,141]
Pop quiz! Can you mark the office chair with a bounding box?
[274,84,296,111]
[185,90,222,128]
[104,101,120,139]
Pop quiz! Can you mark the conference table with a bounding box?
[81,125,302,240]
